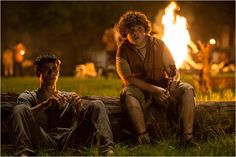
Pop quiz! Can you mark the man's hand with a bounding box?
[42,93,66,109]
[67,93,84,112]
[31,92,66,115]
[153,86,170,105]
[169,80,180,91]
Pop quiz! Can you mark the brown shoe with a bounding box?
[137,131,151,145]
[103,149,115,156]
[180,133,200,149]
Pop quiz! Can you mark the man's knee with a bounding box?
[12,104,32,116]
[87,100,106,112]
[184,88,195,98]
[124,95,142,110]
[176,82,195,98]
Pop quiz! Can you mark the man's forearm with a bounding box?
[125,76,163,93]
[31,101,48,115]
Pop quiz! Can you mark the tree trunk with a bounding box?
[1,93,235,143]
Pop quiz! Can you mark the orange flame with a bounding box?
[161,2,190,68]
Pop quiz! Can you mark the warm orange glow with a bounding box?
[161,2,190,68]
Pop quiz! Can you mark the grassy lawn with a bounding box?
[1,75,235,156]
[1,135,235,156]
[1,75,235,101]
[1,77,122,97]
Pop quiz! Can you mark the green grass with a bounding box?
[1,75,235,156]
[113,134,235,156]
[1,75,235,101]
[1,77,122,96]
[196,89,236,101]
[1,134,234,156]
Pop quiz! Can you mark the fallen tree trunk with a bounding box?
[1,93,235,143]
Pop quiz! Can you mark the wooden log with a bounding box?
[83,96,235,141]
[1,93,235,143]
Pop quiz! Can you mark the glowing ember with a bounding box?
[161,2,190,68]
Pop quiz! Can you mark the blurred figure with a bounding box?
[102,24,120,78]
[14,41,25,76]
[195,41,214,91]
[2,47,14,77]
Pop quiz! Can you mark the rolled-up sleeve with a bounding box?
[116,57,131,85]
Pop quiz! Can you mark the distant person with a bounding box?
[102,24,121,77]
[116,11,196,146]
[11,54,114,156]
[2,47,14,77]
[195,41,213,91]
[14,41,25,76]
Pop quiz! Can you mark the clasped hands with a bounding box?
[154,80,179,106]
[42,92,85,113]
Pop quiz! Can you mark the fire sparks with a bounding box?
[161,2,190,68]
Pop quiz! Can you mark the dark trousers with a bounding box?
[14,62,23,76]
[11,100,114,155]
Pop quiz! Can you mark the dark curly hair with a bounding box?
[117,11,152,39]
[35,53,61,77]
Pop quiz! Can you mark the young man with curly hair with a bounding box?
[116,11,196,146]
[11,53,114,156]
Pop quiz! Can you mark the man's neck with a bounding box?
[39,84,57,98]
[135,36,147,49]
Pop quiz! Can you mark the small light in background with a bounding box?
[20,50,25,55]
[209,38,216,45]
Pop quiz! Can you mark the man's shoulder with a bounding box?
[148,36,166,52]
[149,35,165,45]
[17,89,39,105]
[117,39,134,59]
[18,89,38,98]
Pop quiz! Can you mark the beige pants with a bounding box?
[120,81,195,139]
